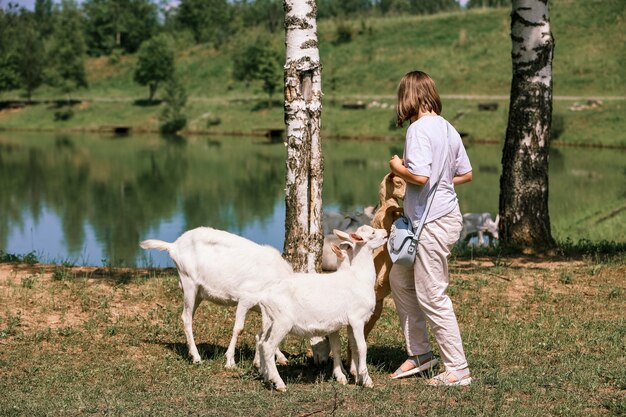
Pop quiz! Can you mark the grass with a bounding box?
[1,252,624,416]
[1,1,624,147]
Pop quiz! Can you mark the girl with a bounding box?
[388,70,473,386]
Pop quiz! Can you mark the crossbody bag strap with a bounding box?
[412,122,451,241]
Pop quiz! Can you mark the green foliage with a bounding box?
[53,107,75,121]
[334,21,354,45]
[0,250,39,264]
[133,34,175,101]
[83,0,159,56]
[376,0,460,15]
[47,0,88,95]
[17,22,46,100]
[318,0,373,18]
[235,0,283,33]
[0,7,21,93]
[176,0,232,46]
[467,0,510,8]
[34,0,55,37]
[159,75,188,134]
[232,41,282,107]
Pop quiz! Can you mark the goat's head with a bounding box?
[334,225,387,251]
[484,215,500,240]
[379,173,406,203]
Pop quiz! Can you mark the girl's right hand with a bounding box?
[389,155,404,172]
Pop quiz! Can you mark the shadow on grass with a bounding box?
[366,345,408,373]
[133,99,162,107]
[158,341,239,363]
[156,339,384,385]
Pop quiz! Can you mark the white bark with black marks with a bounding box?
[283,0,324,272]
[499,0,555,250]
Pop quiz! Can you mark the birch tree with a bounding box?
[499,0,555,250]
[282,0,323,272]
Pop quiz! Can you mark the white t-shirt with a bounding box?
[403,115,472,227]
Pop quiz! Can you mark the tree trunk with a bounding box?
[282,0,324,272]
[499,0,556,251]
[149,82,157,102]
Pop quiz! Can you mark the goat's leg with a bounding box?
[347,325,358,378]
[180,283,202,363]
[259,322,289,392]
[478,230,485,246]
[253,311,288,368]
[310,336,330,365]
[254,332,262,370]
[349,322,373,388]
[274,347,288,365]
[348,298,384,369]
[327,332,347,384]
[225,301,252,368]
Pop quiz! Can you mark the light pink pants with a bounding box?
[389,205,468,371]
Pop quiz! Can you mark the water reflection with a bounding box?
[0,132,624,266]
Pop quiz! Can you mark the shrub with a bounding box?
[54,108,74,121]
[334,22,353,44]
[159,75,187,134]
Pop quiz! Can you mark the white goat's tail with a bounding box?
[139,239,173,252]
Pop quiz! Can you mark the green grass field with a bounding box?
[1,0,624,147]
[1,254,624,416]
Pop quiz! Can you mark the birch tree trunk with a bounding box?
[283,0,324,272]
[499,0,556,250]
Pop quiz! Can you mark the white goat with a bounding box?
[461,212,500,245]
[321,207,375,272]
[139,227,294,367]
[253,225,387,391]
[322,207,375,236]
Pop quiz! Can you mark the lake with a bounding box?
[1,132,624,267]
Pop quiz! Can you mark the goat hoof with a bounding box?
[360,376,374,388]
[224,363,237,370]
[276,357,289,366]
[336,375,348,385]
[275,385,287,392]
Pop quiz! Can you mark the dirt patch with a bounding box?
[0,106,25,119]
[0,263,177,335]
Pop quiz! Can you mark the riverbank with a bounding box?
[1,95,625,148]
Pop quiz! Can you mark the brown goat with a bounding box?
[365,173,406,339]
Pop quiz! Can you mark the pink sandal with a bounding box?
[426,371,472,386]
[389,353,438,379]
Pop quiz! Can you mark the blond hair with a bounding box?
[396,71,442,126]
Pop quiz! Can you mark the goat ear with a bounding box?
[495,214,500,225]
[349,232,365,243]
[331,244,344,259]
[339,241,355,251]
[333,229,352,241]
